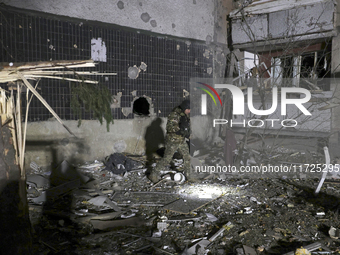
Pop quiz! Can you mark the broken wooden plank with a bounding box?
[1,60,96,71]
[18,73,76,136]
[24,74,98,84]
[20,71,117,75]
[0,60,98,83]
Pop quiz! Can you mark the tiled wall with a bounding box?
[0,6,213,121]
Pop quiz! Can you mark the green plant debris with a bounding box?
[70,82,114,131]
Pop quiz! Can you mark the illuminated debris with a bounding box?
[185,221,234,254]
[282,242,326,255]
[329,226,340,239]
[26,152,340,253]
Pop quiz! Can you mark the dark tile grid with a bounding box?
[0,8,213,121]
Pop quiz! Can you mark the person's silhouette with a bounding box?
[144,118,165,168]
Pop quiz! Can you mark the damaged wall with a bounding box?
[3,0,218,43]
[25,119,166,169]
[25,116,215,169]
[1,1,230,79]
[0,6,215,120]
[0,1,231,167]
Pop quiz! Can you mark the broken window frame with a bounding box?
[270,50,331,92]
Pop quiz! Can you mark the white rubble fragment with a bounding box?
[205,213,218,222]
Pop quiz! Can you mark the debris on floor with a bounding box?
[104,153,144,174]
[27,146,340,255]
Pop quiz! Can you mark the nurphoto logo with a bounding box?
[199,83,312,128]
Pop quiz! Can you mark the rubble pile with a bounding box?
[26,151,340,255]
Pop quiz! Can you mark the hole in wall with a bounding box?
[133,97,150,116]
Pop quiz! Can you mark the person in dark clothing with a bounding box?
[148,99,195,183]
